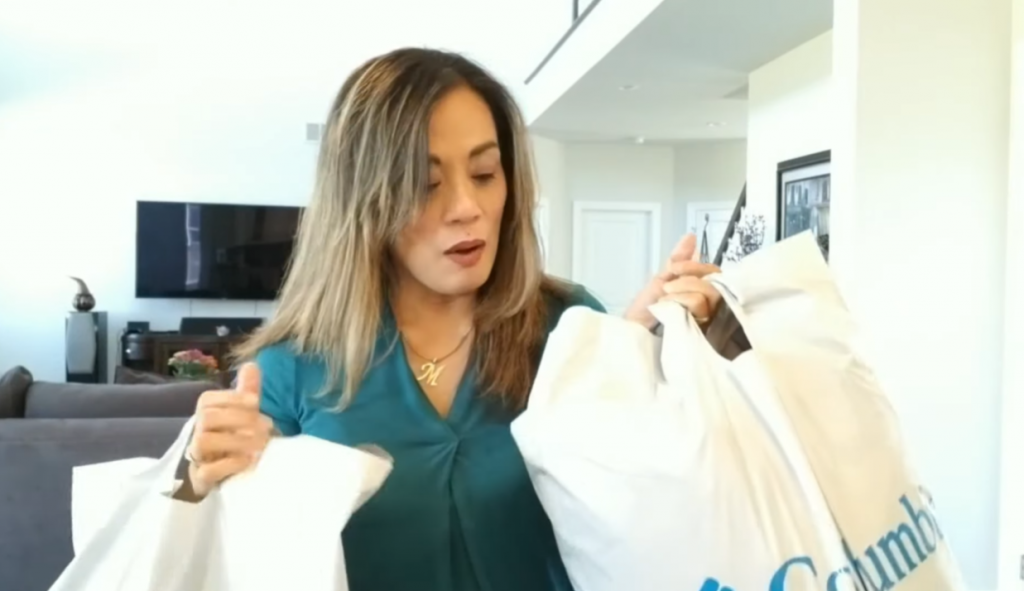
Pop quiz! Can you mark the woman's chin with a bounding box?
[430,266,493,297]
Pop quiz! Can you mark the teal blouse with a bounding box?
[256,286,605,591]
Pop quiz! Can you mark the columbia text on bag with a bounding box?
[699,489,945,591]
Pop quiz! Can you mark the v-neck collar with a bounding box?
[382,303,476,431]
[395,341,475,429]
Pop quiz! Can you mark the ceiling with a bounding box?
[531,0,833,144]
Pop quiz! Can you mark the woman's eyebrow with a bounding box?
[429,140,499,165]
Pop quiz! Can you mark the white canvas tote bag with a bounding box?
[512,300,852,591]
[52,417,392,591]
[707,232,966,591]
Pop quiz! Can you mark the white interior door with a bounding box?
[687,201,735,263]
[572,201,661,316]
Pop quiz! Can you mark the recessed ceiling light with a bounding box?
[706,121,727,128]
[634,136,646,144]
[619,84,639,91]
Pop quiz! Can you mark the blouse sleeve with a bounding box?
[570,284,608,313]
[255,343,302,436]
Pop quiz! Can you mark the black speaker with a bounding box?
[66,311,108,383]
[179,317,263,337]
[126,321,150,333]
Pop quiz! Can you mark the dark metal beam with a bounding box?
[524,0,604,85]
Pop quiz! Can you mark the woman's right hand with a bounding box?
[185,363,274,498]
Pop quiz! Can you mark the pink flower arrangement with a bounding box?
[169,349,218,378]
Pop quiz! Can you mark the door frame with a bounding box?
[997,8,1024,583]
[686,200,736,261]
[535,198,552,269]
[571,200,662,283]
[686,200,735,234]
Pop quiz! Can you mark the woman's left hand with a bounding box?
[623,234,723,331]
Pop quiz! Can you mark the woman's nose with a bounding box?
[443,178,483,224]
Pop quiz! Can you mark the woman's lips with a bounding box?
[445,240,485,268]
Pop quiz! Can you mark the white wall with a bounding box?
[750,11,1011,587]
[532,137,745,279]
[565,143,677,261]
[0,70,314,382]
[573,144,675,280]
[532,135,568,273]
[533,142,676,279]
[673,140,747,238]
[0,3,567,382]
[746,32,833,233]
[831,0,1010,584]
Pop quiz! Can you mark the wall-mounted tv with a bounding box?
[136,201,303,300]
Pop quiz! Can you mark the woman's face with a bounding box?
[392,85,508,297]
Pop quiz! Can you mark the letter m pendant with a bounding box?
[417,361,444,387]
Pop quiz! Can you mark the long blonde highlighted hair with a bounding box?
[234,48,571,409]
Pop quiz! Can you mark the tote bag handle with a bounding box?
[649,301,738,425]
[140,415,199,494]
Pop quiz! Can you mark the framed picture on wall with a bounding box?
[776,150,831,261]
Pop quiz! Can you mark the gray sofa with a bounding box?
[0,366,210,591]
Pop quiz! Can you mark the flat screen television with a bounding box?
[135,201,302,300]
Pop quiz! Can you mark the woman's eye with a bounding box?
[427,181,441,192]
[474,173,496,183]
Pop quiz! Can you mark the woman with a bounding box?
[179,48,744,591]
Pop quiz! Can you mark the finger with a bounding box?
[190,430,268,462]
[235,362,261,397]
[654,268,672,281]
[663,277,722,317]
[193,454,257,488]
[664,276,723,302]
[665,259,720,279]
[196,388,259,412]
[197,407,274,435]
[666,234,698,269]
[659,293,713,322]
[670,234,697,260]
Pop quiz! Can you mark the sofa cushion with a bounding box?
[115,365,236,389]
[113,366,178,385]
[24,381,210,419]
[0,417,186,591]
[0,366,33,419]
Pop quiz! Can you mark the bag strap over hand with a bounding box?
[140,415,199,494]
[648,301,737,424]
[648,301,720,383]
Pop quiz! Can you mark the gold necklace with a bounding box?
[402,329,473,387]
